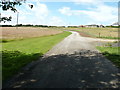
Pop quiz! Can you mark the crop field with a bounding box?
[1,27,63,42]
[69,27,119,39]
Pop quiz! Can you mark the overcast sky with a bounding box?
[1,0,119,26]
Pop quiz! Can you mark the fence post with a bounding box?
[99,33,100,38]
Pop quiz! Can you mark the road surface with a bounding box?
[3,31,120,88]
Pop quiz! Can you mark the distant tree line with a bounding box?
[0,24,66,28]
[0,24,48,27]
[1,25,13,27]
[16,24,49,27]
[1,24,120,28]
[106,26,120,28]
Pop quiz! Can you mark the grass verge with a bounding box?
[96,46,120,68]
[96,37,120,39]
[2,31,71,81]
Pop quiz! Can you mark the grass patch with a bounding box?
[2,31,71,81]
[97,46,120,68]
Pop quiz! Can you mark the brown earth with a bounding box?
[76,31,93,38]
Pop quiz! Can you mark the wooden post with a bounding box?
[99,33,100,38]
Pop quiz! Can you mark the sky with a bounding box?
[1,0,119,26]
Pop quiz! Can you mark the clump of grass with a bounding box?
[113,41,119,43]
[97,47,120,68]
[1,39,16,43]
[104,43,112,47]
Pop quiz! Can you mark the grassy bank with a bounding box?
[2,31,71,81]
[97,46,120,68]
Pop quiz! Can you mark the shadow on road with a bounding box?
[3,49,120,88]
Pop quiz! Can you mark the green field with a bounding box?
[97,46,120,68]
[2,31,71,81]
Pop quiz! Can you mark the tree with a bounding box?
[0,0,26,23]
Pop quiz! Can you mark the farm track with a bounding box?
[3,31,120,88]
